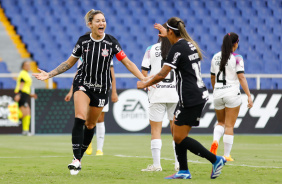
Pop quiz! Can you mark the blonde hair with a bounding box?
[84,9,105,27]
[167,17,203,60]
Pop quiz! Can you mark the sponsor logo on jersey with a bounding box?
[113,89,149,131]
[172,52,181,64]
[101,49,109,57]
[82,39,91,45]
[155,84,176,88]
[84,82,102,88]
[102,40,113,45]
[72,44,80,53]
[79,86,86,91]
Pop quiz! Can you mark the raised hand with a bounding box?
[154,23,167,37]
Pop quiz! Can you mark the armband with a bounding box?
[116,50,127,61]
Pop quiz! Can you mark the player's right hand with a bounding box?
[32,68,49,81]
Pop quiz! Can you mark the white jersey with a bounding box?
[210,51,245,99]
[141,43,178,103]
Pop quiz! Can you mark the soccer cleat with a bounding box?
[210,140,218,155]
[85,142,93,155]
[68,157,81,175]
[96,150,103,156]
[224,155,234,161]
[165,170,192,179]
[141,164,162,172]
[174,162,180,171]
[211,156,226,179]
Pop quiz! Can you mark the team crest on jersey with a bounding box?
[101,49,109,57]
[79,86,86,91]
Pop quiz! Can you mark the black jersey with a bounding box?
[72,33,122,93]
[164,39,209,107]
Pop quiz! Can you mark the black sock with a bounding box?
[179,137,217,163]
[81,125,95,158]
[175,142,188,170]
[72,118,85,161]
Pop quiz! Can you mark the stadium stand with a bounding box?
[0,0,281,89]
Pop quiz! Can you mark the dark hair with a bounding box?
[21,60,28,69]
[166,17,203,60]
[159,24,171,60]
[220,32,239,71]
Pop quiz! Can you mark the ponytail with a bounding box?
[167,17,203,60]
[220,32,239,71]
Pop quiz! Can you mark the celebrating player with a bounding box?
[137,17,226,179]
[33,9,144,175]
[141,24,179,172]
[210,32,253,161]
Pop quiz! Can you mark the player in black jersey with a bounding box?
[33,9,145,175]
[137,17,226,179]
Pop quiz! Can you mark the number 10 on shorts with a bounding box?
[98,99,105,107]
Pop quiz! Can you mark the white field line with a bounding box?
[114,154,282,169]
[0,154,281,169]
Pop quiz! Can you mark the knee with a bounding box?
[75,113,86,120]
[85,120,96,129]
[173,134,184,144]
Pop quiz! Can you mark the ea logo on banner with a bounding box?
[113,89,149,132]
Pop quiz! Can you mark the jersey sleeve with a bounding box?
[164,45,181,69]
[141,46,152,71]
[71,37,83,58]
[111,37,127,61]
[235,55,245,74]
[210,57,216,75]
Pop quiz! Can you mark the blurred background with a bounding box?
[0,0,281,89]
[0,0,281,135]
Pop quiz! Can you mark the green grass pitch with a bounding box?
[0,134,281,184]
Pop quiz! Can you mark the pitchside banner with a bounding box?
[0,90,22,134]
[34,89,282,134]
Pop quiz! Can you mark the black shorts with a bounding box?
[174,102,207,126]
[18,92,30,107]
[73,84,109,107]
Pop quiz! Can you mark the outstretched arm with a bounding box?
[33,56,78,81]
[137,65,171,89]
[120,57,145,81]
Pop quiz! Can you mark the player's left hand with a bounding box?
[111,92,118,103]
[154,23,167,37]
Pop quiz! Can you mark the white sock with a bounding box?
[151,139,162,168]
[96,122,105,151]
[213,125,225,143]
[172,141,179,165]
[223,134,234,157]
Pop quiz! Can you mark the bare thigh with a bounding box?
[74,91,90,120]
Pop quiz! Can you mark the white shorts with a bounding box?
[214,95,242,110]
[102,103,109,112]
[149,103,177,122]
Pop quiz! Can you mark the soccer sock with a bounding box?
[175,142,188,170]
[180,137,217,164]
[72,118,85,161]
[81,125,95,158]
[151,139,162,167]
[223,134,234,157]
[172,141,179,165]
[22,115,31,131]
[96,122,105,151]
[213,125,225,143]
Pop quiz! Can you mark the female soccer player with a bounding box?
[33,9,144,175]
[141,26,179,172]
[65,58,118,156]
[210,32,253,161]
[14,61,37,136]
[137,17,226,179]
